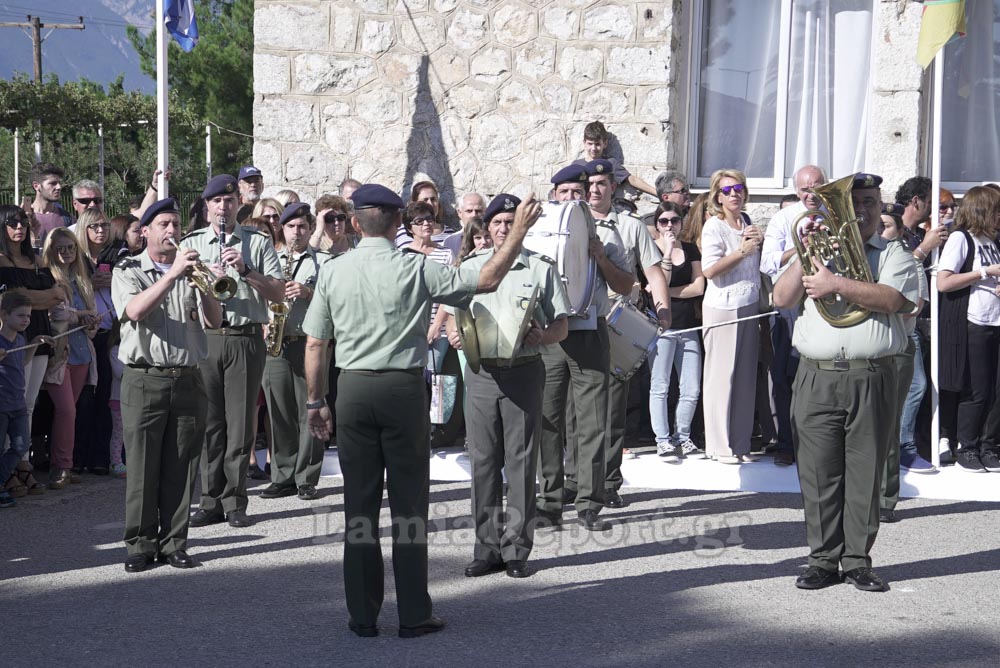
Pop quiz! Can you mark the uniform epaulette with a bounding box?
[116,256,140,270]
[461,249,486,262]
[523,248,555,265]
[596,219,619,230]
[179,229,203,241]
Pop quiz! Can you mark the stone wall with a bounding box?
[252,0,683,208]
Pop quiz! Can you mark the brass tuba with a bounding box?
[165,238,238,301]
[790,174,873,328]
[266,251,293,357]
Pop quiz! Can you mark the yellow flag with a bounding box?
[916,0,967,68]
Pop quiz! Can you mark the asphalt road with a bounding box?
[3,469,999,667]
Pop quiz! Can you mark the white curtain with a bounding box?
[941,0,1000,184]
[785,0,871,180]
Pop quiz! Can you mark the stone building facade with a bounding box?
[252,0,928,214]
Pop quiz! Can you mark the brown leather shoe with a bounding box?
[48,469,71,490]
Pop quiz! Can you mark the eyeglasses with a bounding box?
[87,223,110,231]
[75,197,103,206]
[412,217,435,225]
[657,216,682,225]
[939,202,959,212]
[668,186,690,195]
[262,214,280,222]
[4,217,28,228]
[54,245,77,254]
[720,184,746,196]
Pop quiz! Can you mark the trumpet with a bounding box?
[164,237,238,301]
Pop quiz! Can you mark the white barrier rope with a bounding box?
[667,310,775,336]
[3,307,116,354]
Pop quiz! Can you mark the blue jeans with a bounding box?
[899,330,926,457]
[0,408,30,485]
[648,330,702,444]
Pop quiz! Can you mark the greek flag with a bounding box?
[164,0,199,52]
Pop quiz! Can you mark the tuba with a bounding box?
[790,174,874,328]
[266,251,293,357]
[165,238,237,301]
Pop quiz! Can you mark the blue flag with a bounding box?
[164,0,199,52]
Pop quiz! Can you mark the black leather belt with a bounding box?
[479,355,542,369]
[127,364,198,378]
[800,357,893,372]
[206,323,262,337]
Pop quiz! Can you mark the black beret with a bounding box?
[139,198,181,227]
[852,173,883,190]
[279,202,311,226]
[881,202,905,217]
[550,164,588,185]
[585,159,615,178]
[484,194,521,223]
[202,174,238,199]
[352,184,404,210]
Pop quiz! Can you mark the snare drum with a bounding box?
[607,297,661,381]
[522,200,597,315]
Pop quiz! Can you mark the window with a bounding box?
[940,0,1000,188]
[689,0,874,188]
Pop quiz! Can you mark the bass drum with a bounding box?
[607,297,661,381]
[521,200,597,316]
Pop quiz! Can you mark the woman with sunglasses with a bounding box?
[0,204,64,493]
[403,202,456,360]
[252,198,286,248]
[310,194,352,254]
[700,169,762,464]
[41,228,98,488]
[647,202,705,461]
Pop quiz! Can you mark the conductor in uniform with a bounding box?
[773,173,919,592]
[447,194,571,580]
[260,203,331,502]
[181,175,285,529]
[303,184,542,638]
[112,198,223,572]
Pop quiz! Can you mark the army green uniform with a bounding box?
[303,237,478,628]
[538,220,630,516]
[180,225,282,516]
[455,248,571,563]
[112,251,210,558]
[791,234,919,573]
[600,209,663,494]
[262,248,331,492]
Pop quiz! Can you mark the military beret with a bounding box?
[550,164,588,186]
[238,165,262,180]
[202,174,238,199]
[279,202,311,226]
[139,197,181,227]
[852,173,883,190]
[352,184,404,210]
[484,193,521,223]
[881,202,905,217]
[585,159,615,178]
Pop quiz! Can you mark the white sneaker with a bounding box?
[678,439,705,459]
[717,455,741,465]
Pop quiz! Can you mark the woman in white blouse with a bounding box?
[700,169,763,463]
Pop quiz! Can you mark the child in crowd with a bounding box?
[0,291,52,508]
[574,121,657,200]
[108,341,126,478]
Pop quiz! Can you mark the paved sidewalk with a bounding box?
[2,472,999,667]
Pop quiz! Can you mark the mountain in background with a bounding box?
[0,0,155,92]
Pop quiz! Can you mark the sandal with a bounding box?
[16,461,45,495]
[4,472,28,498]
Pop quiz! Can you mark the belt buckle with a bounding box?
[832,359,850,371]
[167,368,182,378]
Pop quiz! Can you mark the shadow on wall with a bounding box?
[402,54,456,223]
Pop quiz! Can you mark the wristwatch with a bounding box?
[239,263,252,277]
[306,399,325,410]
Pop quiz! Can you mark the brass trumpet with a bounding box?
[790,174,873,328]
[164,237,238,301]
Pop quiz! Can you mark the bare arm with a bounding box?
[539,317,568,345]
[475,195,542,293]
[773,256,805,309]
[670,261,706,299]
[801,258,905,314]
[938,264,1000,292]
[644,262,671,329]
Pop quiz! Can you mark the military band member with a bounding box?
[303,184,542,638]
[447,194,571,579]
[536,164,634,531]
[260,203,331,502]
[112,198,223,572]
[181,175,284,529]
[585,159,671,508]
[773,173,919,592]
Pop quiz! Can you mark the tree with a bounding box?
[127,0,254,178]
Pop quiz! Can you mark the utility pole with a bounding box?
[0,15,85,160]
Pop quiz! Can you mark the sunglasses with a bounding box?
[720,184,746,196]
[54,245,77,254]
[668,186,689,195]
[324,212,348,224]
[87,223,110,231]
[657,216,682,225]
[4,217,28,228]
[939,202,958,212]
[262,214,280,222]
[75,197,103,206]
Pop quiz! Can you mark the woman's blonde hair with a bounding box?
[75,208,109,261]
[43,227,95,310]
[953,185,1000,238]
[682,192,710,249]
[707,169,749,218]
[251,198,285,220]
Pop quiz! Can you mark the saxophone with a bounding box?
[266,251,293,357]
